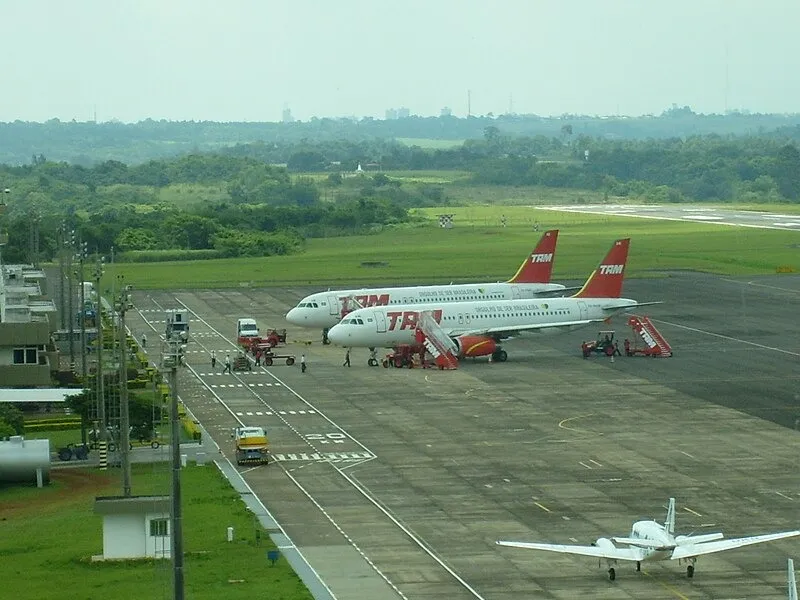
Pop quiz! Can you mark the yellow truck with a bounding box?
[234,426,269,465]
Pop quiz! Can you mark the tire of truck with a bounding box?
[151,440,160,449]
[108,442,116,452]
[285,357,295,366]
[394,356,404,368]
[382,359,389,368]
[58,447,73,461]
[264,357,273,366]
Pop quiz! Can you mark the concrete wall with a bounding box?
[102,512,171,559]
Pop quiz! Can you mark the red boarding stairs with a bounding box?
[626,315,673,357]
[415,311,459,370]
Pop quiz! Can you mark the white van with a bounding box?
[237,318,260,344]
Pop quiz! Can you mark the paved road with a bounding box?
[124,274,800,599]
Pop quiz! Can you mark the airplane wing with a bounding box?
[456,319,603,338]
[602,301,663,311]
[496,540,644,562]
[670,530,800,561]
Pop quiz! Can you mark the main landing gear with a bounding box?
[367,348,379,367]
[687,564,694,578]
[608,567,616,581]
[490,349,508,362]
[322,328,331,345]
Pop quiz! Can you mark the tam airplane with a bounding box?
[497,498,800,582]
[327,238,651,365]
[285,230,567,344]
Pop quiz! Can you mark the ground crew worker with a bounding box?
[613,341,622,356]
[300,354,306,373]
[223,353,232,374]
[582,341,590,358]
[255,350,262,366]
[211,350,216,368]
[624,338,631,356]
[141,333,147,349]
[343,348,351,367]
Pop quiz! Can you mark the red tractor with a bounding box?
[581,331,618,358]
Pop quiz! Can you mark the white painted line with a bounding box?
[589,459,602,467]
[654,318,800,357]
[679,450,696,459]
[256,411,263,416]
[776,491,794,501]
[534,502,551,513]
[246,412,253,416]
[579,461,593,469]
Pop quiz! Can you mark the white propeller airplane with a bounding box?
[286,229,568,344]
[496,498,800,581]
[790,558,798,600]
[326,237,654,366]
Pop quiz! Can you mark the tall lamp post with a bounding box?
[116,276,132,496]
[163,337,185,600]
[93,257,107,470]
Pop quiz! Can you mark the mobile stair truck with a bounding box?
[234,426,269,465]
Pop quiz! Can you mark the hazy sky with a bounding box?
[1,0,798,123]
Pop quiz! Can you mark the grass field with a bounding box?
[97,207,800,290]
[0,463,312,600]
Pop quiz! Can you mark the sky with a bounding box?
[1,0,799,123]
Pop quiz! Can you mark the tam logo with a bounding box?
[340,294,390,308]
[530,253,553,263]
[387,309,443,331]
[599,264,624,275]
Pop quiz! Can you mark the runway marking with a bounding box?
[533,502,551,513]
[679,451,696,459]
[579,461,593,470]
[776,491,794,501]
[683,507,702,517]
[721,278,800,294]
[589,459,603,467]
[653,318,800,357]
[642,570,692,600]
[558,414,603,435]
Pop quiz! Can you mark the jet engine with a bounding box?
[455,335,497,358]
[594,537,616,550]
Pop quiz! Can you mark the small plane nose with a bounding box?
[327,325,347,346]
[285,307,303,325]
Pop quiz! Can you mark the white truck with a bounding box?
[165,309,189,342]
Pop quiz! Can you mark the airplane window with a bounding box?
[321,302,326,306]
[356,319,364,325]
[312,303,318,308]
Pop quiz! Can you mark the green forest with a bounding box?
[1,119,800,265]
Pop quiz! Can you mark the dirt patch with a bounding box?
[0,468,115,519]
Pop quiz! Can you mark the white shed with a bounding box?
[93,495,171,560]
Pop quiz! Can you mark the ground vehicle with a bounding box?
[232,353,252,371]
[166,309,189,342]
[581,331,617,357]
[237,318,260,347]
[234,426,269,465]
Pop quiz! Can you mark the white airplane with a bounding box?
[326,237,652,365]
[286,230,568,344]
[790,558,798,600]
[496,498,800,581]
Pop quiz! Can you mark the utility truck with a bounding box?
[233,426,269,465]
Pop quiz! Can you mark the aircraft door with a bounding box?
[458,313,464,324]
[374,310,387,332]
[578,300,588,320]
[511,286,523,300]
[328,295,340,316]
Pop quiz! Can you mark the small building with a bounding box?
[93,495,171,560]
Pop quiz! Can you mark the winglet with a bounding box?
[664,497,676,535]
[790,558,797,600]
[506,230,559,284]
[573,238,630,299]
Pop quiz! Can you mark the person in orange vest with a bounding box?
[624,338,631,356]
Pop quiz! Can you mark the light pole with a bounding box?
[78,241,88,379]
[66,230,75,370]
[163,337,185,600]
[116,276,132,496]
[93,257,107,470]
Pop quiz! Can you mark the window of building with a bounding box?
[13,347,38,365]
[149,518,168,537]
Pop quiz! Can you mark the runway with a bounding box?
[126,273,800,599]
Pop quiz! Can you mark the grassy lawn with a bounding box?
[0,463,312,600]
[96,207,800,290]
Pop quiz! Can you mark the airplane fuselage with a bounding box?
[286,282,568,330]
[327,296,637,348]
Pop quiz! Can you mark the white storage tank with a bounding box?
[0,436,51,484]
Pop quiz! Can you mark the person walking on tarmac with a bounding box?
[300,354,307,373]
[211,350,217,368]
[141,333,147,349]
[222,353,232,374]
[343,347,351,367]
[613,341,622,356]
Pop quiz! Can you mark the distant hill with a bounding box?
[3,109,800,165]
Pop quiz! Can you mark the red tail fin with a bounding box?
[573,239,630,298]
[506,230,559,284]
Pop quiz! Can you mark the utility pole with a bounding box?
[67,231,75,370]
[94,258,107,470]
[79,241,87,379]
[58,224,66,330]
[164,337,185,600]
[117,276,132,496]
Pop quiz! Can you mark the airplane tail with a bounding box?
[506,230,559,284]
[790,558,797,600]
[572,238,630,299]
[664,497,676,535]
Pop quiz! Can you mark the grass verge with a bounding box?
[0,463,313,600]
